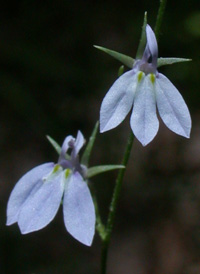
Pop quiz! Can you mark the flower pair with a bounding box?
[99,25,191,146]
[7,24,192,247]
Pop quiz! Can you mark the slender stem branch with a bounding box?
[154,0,167,40]
[100,131,134,274]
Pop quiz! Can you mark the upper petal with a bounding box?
[6,162,54,226]
[146,25,158,67]
[59,135,74,163]
[100,70,137,132]
[18,171,64,234]
[72,131,85,158]
[63,172,95,246]
[130,74,159,146]
[156,73,191,138]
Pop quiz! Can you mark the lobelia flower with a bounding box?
[6,131,95,246]
[100,24,192,146]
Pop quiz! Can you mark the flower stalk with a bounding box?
[154,0,167,40]
[101,131,134,274]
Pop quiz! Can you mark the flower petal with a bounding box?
[146,24,158,66]
[156,73,191,138]
[130,74,159,146]
[6,163,54,226]
[73,131,85,158]
[63,172,95,246]
[100,70,137,132]
[59,135,74,163]
[18,172,64,234]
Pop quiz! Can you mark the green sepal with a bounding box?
[46,135,61,155]
[136,11,148,59]
[81,121,99,166]
[46,135,70,160]
[87,165,125,178]
[94,45,134,68]
[157,57,191,67]
[118,65,124,77]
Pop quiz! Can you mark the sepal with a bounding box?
[46,135,70,160]
[136,11,148,59]
[87,165,125,178]
[118,65,125,77]
[157,57,191,68]
[46,135,61,154]
[94,45,134,68]
[81,121,99,166]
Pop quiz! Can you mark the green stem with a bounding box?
[154,0,167,40]
[100,131,134,274]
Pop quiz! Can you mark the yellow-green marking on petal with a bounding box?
[150,73,155,84]
[53,164,61,173]
[138,71,144,82]
[65,169,71,179]
[42,164,62,182]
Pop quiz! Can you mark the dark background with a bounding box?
[1,0,200,273]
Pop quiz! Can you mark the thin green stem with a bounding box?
[154,0,167,40]
[100,131,134,274]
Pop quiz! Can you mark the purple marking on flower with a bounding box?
[100,25,191,146]
[6,131,95,246]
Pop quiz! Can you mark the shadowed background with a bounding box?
[1,0,200,273]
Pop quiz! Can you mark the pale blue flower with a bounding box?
[6,131,95,246]
[100,25,191,146]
